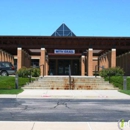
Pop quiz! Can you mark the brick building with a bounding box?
[0,24,130,76]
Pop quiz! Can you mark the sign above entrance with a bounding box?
[54,49,75,54]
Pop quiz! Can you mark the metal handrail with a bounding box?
[69,64,75,90]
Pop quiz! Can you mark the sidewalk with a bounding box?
[0,121,127,130]
[0,90,130,99]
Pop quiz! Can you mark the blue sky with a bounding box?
[0,0,130,36]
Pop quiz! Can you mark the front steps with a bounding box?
[22,76,118,90]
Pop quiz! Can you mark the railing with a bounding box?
[69,64,74,90]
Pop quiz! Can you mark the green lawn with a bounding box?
[0,76,34,89]
[105,76,130,90]
[119,90,130,95]
[0,76,34,94]
[0,89,23,94]
[104,76,130,96]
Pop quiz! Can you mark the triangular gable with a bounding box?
[52,23,76,36]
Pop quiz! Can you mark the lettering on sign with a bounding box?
[54,49,75,54]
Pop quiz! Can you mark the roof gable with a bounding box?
[51,23,76,36]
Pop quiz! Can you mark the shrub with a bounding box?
[99,67,125,90]
[17,67,40,77]
[17,67,30,77]
[99,67,124,78]
[127,78,130,90]
[104,76,130,90]
[31,67,40,77]
[105,76,123,89]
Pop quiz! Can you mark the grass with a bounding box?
[119,90,130,95]
[0,89,24,94]
[0,76,34,89]
[104,76,130,95]
[104,76,130,90]
[0,76,35,94]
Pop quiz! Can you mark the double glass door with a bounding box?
[58,60,70,75]
[49,59,80,75]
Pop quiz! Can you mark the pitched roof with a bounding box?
[51,23,76,36]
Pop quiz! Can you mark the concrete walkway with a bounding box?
[0,90,130,99]
[0,121,128,130]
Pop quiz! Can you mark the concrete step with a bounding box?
[24,82,114,87]
[24,82,112,86]
[37,80,107,83]
[38,78,105,81]
[23,76,116,90]
[22,86,118,90]
[24,84,114,88]
[23,84,115,89]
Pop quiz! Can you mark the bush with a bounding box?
[31,67,40,77]
[17,67,40,77]
[99,67,125,90]
[104,76,130,90]
[105,76,123,89]
[17,67,30,77]
[127,78,130,90]
[99,67,124,78]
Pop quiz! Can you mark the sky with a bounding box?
[0,0,130,36]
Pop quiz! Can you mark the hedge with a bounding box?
[17,67,40,77]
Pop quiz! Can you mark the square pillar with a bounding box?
[40,48,45,77]
[111,49,116,67]
[81,55,85,76]
[88,48,93,76]
[17,48,22,70]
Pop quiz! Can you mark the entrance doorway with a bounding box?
[49,59,80,75]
